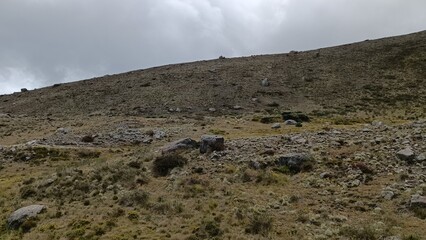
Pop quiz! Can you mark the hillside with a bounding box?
[0,31,425,240]
[0,30,425,118]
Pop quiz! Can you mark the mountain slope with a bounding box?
[0,30,425,117]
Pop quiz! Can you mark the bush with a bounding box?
[152,154,187,177]
[339,226,378,240]
[245,213,273,236]
[118,191,149,207]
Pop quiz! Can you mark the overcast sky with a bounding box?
[1,0,425,94]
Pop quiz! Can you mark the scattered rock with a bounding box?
[8,205,46,229]
[56,128,70,134]
[161,138,198,154]
[284,120,297,125]
[271,123,281,129]
[233,105,242,110]
[381,190,395,200]
[21,88,28,93]
[208,108,216,112]
[276,153,314,173]
[153,130,167,139]
[200,135,225,154]
[396,147,415,162]
[261,78,270,87]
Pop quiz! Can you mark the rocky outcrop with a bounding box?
[8,205,46,229]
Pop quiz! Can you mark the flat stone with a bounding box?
[396,147,415,162]
[161,138,198,154]
[271,123,281,129]
[8,205,46,229]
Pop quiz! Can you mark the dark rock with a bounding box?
[282,112,310,122]
[410,195,426,208]
[276,153,314,173]
[396,147,415,162]
[81,135,95,143]
[8,205,46,229]
[161,138,198,154]
[200,135,225,154]
[20,88,28,93]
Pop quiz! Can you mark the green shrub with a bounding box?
[339,226,378,240]
[119,191,149,207]
[245,213,273,236]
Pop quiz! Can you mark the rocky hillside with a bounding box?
[0,30,425,118]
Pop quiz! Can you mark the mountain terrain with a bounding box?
[0,31,425,240]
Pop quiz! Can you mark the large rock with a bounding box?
[8,205,46,229]
[161,138,198,154]
[396,147,415,162]
[410,195,426,208]
[200,135,225,154]
[276,153,314,173]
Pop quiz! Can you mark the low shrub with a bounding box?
[152,154,187,177]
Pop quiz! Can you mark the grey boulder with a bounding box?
[161,138,198,154]
[8,205,46,229]
[200,135,225,154]
[396,147,415,162]
[276,153,314,173]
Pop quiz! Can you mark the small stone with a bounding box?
[233,105,242,110]
[153,130,166,139]
[381,190,395,200]
[349,179,361,187]
[56,128,70,134]
[320,172,332,179]
[208,108,216,112]
[261,78,270,87]
[271,123,281,129]
[396,147,415,162]
[284,119,297,125]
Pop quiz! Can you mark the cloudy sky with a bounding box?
[1,0,425,94]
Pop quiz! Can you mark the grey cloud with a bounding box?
[1,0,425,94]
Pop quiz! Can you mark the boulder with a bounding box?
[284,120,297,125]
[271,123,281,129]
[276,153,314,173]
[410,195,426,208]
[416,153,426,162]
[161,138,198,154]
[396,147,415,162]
[200,135,225,154]
[8,205,46,229]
